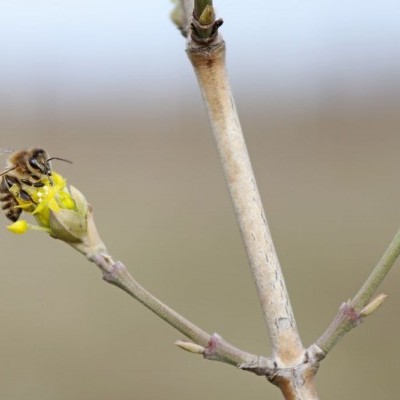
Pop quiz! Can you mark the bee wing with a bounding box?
[0,148,14,154]
[0,148,16,174]
[0,166,17,177]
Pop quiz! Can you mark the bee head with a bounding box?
[28,148,53,182]
[28,149,73,185]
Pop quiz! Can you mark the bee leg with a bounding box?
[20,179,45,188]
[33,182,45,187]
[4,175,19,189]
[19,189,36,204]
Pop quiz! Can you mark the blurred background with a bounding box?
[0,1,399,399]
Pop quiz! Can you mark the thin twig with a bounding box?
[91,252,273,372]
[352,227,400,310]
[316,227,400,354]
[93,248,322,397]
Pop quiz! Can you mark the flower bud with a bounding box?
[49,208,87,242]
[360,294,387,317]
[175,340,205,354]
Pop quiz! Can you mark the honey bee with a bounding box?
[0,148,71,221]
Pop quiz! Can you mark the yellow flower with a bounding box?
[5,169,106,259]
[29,172,75,228]
[6,171,87,240]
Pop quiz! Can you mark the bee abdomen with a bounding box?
[0,195,22,221]
[5,206,22,222]
[2,201,14,210]
[0,192,13,201]
[0,176,22,221]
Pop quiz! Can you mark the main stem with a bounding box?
[187,43,303,363]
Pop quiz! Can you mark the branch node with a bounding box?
[306,344,326,363]
[191,17,223,44]
[342,300,363,327]
[92,252,115,274]
[203,332,223,360]
[239,356,276,377]
[102,260,125,285]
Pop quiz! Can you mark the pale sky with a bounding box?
[0,1,399,109]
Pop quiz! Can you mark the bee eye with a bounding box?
[29,158,42,171]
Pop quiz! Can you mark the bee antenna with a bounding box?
[0,166,17,177]
[47,157,73,164]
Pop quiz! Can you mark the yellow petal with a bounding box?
[48,198,61,212]
[7,220,29,234]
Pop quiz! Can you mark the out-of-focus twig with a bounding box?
[316,227,400,354]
